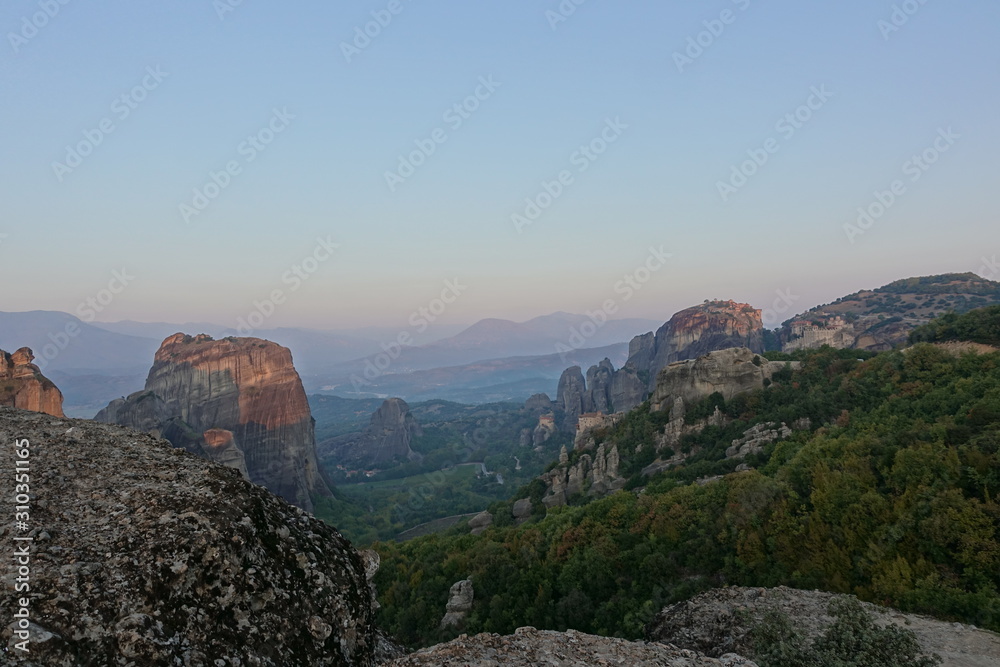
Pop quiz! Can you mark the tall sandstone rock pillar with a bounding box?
[97,334,330,511]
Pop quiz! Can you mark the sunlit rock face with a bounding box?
[96,333,330,511]
[0,347,64,417]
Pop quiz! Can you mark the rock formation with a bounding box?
[320,397,422,469]
[647,586,1000,667]
[725,422,792,460]
[389,627,758,666]
[511,498,533,525]
[559,301,766,429]
[541,442,625,508]
[524,393,554,413]
[468,511,493,536]
[649,348,792,412]
[95,333,330,512]
[439,580,475,629]
[555,366,587,431]
[0,407,379,665]
[0,347,64,417]
[585,358,614,413]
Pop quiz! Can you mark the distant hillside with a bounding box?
[424,313,662,356]
[309,343,629,403]
[780,273,1000,351]
[910,305,1000,347]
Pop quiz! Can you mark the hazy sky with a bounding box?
[2,1,998,331]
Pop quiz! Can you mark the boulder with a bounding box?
[440,580,474,629]
[468,511,493,536]
[0,407,377,665]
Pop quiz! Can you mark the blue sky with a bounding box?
[2,0,998,331]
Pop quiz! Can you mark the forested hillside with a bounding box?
[374,309,1000,648]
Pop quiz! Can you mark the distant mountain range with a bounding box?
[0,311,657,416]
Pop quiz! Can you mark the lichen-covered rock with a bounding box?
[0,407,377,666]
[389,627,758,666]
[0,347,64,417]
[95,333,330,512]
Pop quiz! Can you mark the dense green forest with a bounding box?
[373,309,1000,648]
[310,398,570,544]
[910,305,1000,347]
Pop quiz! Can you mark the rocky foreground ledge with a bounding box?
[387,627,757,666]
[0,407,379,666]
[648,586,1000,667]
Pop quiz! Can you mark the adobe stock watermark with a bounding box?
[214,0,248,21]
[556,246,672,360]
[511,117,628,234]
[340,0,414,63]
[10,437,33,654]
[673,0,753,74]
[878,0,931,41]
[546,0,590,31]
[717,85,834,202]
[179,107,294,224]
[51,66,169,182]
[7,0,71,54]
[34,268,136,371]
[761,288,799,327]
[978,255,998,281]
[843,127,959,244]
[349,279,467,391]
[235,236,340,335]
[384,75,501,192]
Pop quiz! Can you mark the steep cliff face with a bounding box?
[0,407,379,666]
[555,366,587,431]
[559,302,766,425]
[0,347,64,417]
[96,333,330,512]
[320,398,423,468]
[649,347,787,412]
[585,358,614,414]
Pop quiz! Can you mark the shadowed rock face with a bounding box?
[0,407,377,666]
[649,347,790,412]
[0,347,64,417]
[95,334,330,512]
[320,398,422,468]
[556,366,587,431]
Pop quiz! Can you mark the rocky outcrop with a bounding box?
[532,413,557,447]
[725,422,792,460]
[0,407,377,665]
[524,393,554,413]
[439,580,475,629]
[647,586,1000,667]
[541,442,625,508]
[95,333,330,512]
[468,511,493,536]
[649,348,793,412]
[556,366,587,431]
[0,347,64,417]
[585,358,614,413]
[561,302,767,426]
[389,627,758,666]
[512,498,533,525]
[320,398,422,469]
